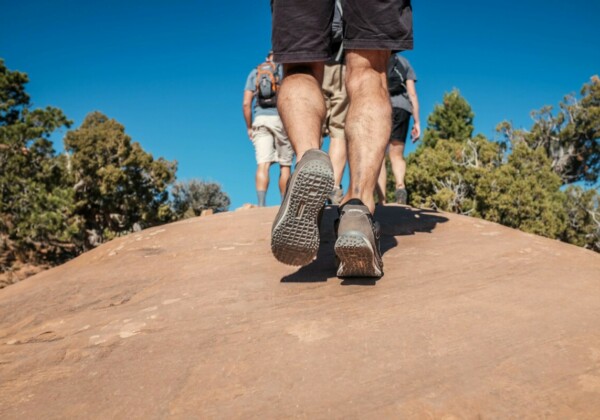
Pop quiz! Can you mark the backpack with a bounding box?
[387,55,406,96]
[255,61,280,108]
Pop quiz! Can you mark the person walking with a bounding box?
[376,54,420,205]
[270,0,413,277]
[322,0,349,205]
[243,51,294,207]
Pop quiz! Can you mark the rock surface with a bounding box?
[1,205,599,418]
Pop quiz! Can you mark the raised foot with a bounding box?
[271,150,334,266]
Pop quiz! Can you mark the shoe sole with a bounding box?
[271,159,334,266]
[335,231,383,277]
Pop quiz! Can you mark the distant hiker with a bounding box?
[376,54,420,205]
[323,0,348,205]
[270,0,413,278]
[243,51,294,207]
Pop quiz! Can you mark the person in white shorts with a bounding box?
[243,51,294,207]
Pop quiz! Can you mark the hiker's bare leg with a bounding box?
[329,136,347,187]
[376,160,387,204]
[344,50,392,213]
[256,162,270,192]
[389,140,406,188]
[277,63,326,161]
[279,165,291,195]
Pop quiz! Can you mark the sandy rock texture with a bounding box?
[1,205,599,418]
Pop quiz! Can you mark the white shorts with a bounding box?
[252,115,294,166]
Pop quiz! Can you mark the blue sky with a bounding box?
[2,0,599,209]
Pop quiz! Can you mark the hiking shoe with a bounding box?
[271,149,334,266]
[334,199,383,277]
[328,185,344,206]
[395,188,407,205]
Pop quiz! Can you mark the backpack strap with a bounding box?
[333,0,344,63]
[391,56,405,84]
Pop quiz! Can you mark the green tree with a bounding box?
[422,89,475,147]
[497,76,600,185]
[475,144,567,238]
[407,91,501,214]
[407,134,502,214]
[561,186,599,252]
[406,90,569,243]
[64,112,177,248]
[0,59,79,270]
[171,179,230,219]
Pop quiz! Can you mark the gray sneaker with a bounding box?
[334,199,383,277]
[271,149,334,266]
[395,188,407,205]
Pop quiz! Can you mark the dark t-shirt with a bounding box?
[388,55,417,113]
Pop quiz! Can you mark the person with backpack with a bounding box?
[323,0,349,205]
[243,51,293,207]
[376,54,420,205]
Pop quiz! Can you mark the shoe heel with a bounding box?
[335,232,383,277]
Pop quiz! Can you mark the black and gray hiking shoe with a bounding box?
[395,188,407,205]
[271,149,334,266]
[334,199,383,277]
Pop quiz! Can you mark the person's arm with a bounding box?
[242,90,254,140]
[406,79,420,142]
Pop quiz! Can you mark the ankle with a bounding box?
[257,190,267,207]
[297,147,322,161]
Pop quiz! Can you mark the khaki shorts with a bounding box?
[252,115,294,166]
[322,63,348,140]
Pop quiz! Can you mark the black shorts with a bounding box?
[272,0,413,63]
[391,108,411,143]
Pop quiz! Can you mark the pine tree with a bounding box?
[0,59,79,270]
[64,112,177,248]
[406,90,571,244]
[561,186,600,251]
[422,89,474,147]
[497,76,600,185]
[406,90,499,214]
[475,144,567,238]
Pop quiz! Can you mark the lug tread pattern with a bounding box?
[335,231,383,278]
[271,160,334,266]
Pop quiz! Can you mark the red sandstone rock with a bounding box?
[236,203,256,211]
[1,205,599,418]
